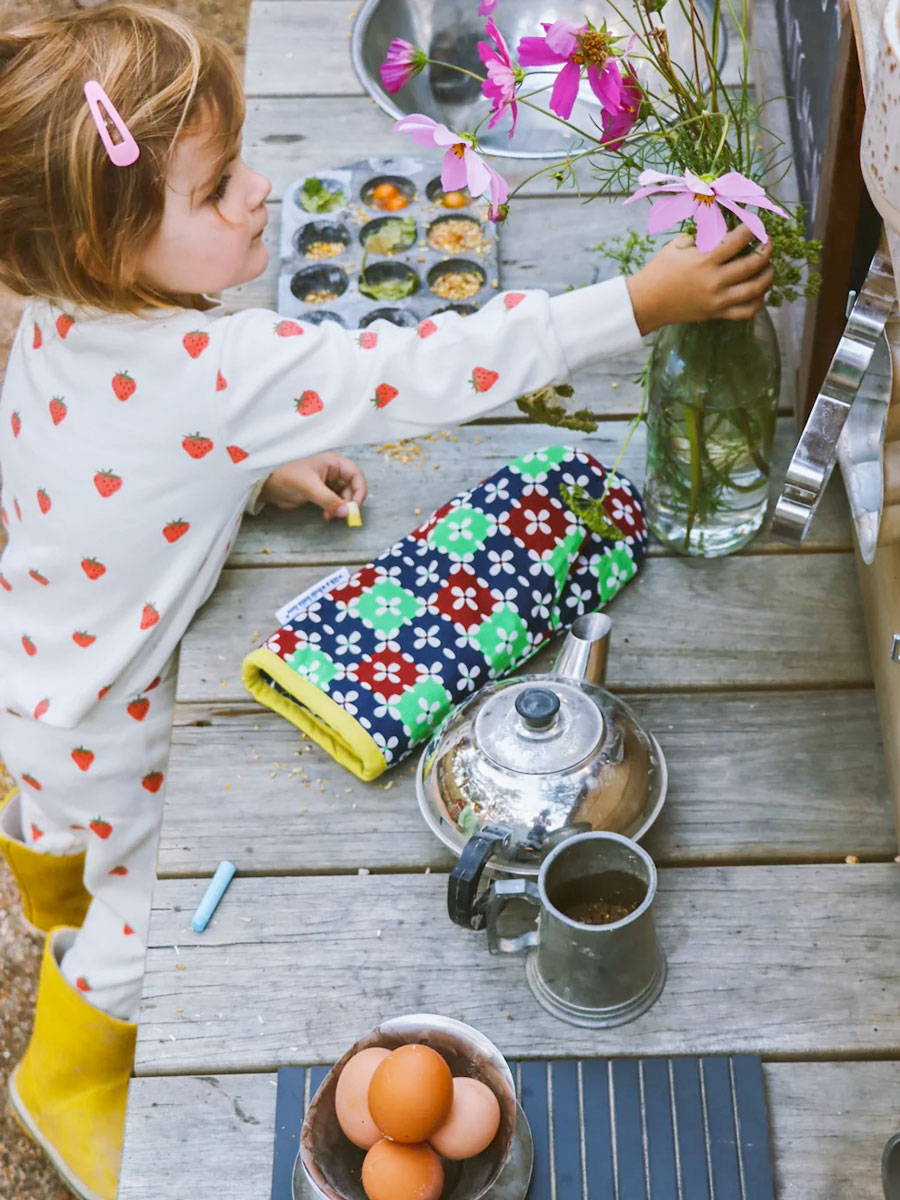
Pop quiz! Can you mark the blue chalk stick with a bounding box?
[191,860,236,933]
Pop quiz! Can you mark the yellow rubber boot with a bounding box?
[0,789,90,934]
[8,928,137,1200]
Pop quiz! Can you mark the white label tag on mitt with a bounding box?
[275,567,351,625]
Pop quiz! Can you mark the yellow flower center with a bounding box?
[577,30,611,67]
[451,143,467,158]
[694,192,716,206]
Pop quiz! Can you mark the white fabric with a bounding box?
[0,283,641,728]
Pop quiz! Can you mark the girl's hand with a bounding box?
[626,225,775,335]
[259,452,368,519]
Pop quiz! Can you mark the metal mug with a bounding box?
[485,832,666,1028]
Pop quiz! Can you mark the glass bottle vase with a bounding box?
[643,309,781,557]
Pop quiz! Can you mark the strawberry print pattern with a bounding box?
[248,447,646,772]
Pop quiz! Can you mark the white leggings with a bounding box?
[0,656,177,1021]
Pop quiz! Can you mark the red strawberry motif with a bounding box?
[182,330,209,358]
[75,977,91,991]
[32,323,42,349]
[28,570,49,586]
[295,390,323,417]
[216,370,228,391]
[182,433,214,459]
[81,557,106,580]
[142,770,164,793]
[275,319,303,337]
[226,445,248,463]
[21,635,36,656]
[127,696,150,721]
[36,488,51,514]
[371,383,398,409]
[140,603,159,630]
[11,411,20,437]
[163,519,190,543]
[112,371,136,401]
[13,499,21,522]
[417,319,438,339]
[109,865,129,876]
[358,331,378,349]
[94,469,122,497]
[0,574,10,591]
[1,508,7,528]
[30,823,43,841]
[97,685,111,700]
[71,746,94,772]
[49,397,67,425]
[56,313,74,339]
[72,631,96,648]
[123,923,135,936]
[503,292,525,309]
[470,366,499,393]
[33,698,49,719]
[21,773,41,790]
[69,824,86,830]
[145,676,161,691]
[89,817,112,840]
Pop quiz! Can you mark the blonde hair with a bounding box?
[0,3,245,314]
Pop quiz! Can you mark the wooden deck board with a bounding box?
[229,421,850,567]
[118,1061,900,1200]
[135,865,900,1074]
[176,552,871,707]
[158,691,890,876]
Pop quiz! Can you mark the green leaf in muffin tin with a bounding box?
[298,177,346,213]
[359,273,419,301]
[362,217,417,255]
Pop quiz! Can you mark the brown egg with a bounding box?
[429,1077,502,1160]
[362,1139,444,1200]
[367,1043,453,1143]
[334,1047,391,1149]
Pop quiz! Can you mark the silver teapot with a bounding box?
[415,613,668,929]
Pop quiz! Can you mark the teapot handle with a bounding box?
[447,824,511,929]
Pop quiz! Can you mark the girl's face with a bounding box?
[135,121,272,297]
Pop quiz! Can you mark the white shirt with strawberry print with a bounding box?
[0,278,643,728]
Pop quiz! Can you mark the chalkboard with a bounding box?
[774,0,843,230]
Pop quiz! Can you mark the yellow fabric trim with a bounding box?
[242,648,388,782]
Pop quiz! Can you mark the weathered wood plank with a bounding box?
[118,1062,900,1200]
[244,0,745,99]
[229,422,849,567]
[135,864,900,1073]
[177,552,871,705]
[160,690,890,876]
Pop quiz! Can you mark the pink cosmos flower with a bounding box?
[393,114,510,219]
[623,168,788,252]
[379,38,427,94]
[478,18,519,136]
[479,0,498,14]
[517,19,626,121]
[600,65,642,149]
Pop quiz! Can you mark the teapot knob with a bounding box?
[515,688,560,730]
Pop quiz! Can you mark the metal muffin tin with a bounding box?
[278,155,501,328]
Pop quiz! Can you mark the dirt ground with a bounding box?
[0,4,249,1195]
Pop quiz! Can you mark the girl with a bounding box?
[0,6,774,1197]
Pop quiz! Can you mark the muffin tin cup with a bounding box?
[279,156,500,327]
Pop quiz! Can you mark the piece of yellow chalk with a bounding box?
[345,501,362,527]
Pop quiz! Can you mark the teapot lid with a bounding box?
[475,681,604,775]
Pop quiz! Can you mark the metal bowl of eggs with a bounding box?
[298,1013,519,1200]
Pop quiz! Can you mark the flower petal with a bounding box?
[545,18,583,57]
[588,60,625,114]
[479,0,498,14]
[694,200,728,251]
[637,168,684,187]
[549,59,581,120]
[517,35,566,67]
[462,145,492,196]
[440,148,470,191]
[646,190,698,233]
[684,169,714,196]
[622,179,689,206]
[393,114,458,148]
[715,198,770,243]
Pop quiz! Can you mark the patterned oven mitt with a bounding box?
[242,445,647,781]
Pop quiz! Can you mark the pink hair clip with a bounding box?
[83,80,139,167]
